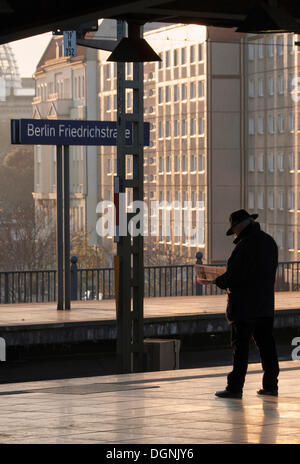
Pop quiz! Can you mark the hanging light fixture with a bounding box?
[107,21,161,62]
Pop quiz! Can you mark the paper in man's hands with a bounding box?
[195,264,226,284]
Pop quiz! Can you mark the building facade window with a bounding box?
[268,37,274,57]
[126,157,132,175]
[190,155,196,171]
[268,115,274,134]
[258,78,264,97]
[107,158,112,174]
[190,118,196,135]
[278,153,284,171]
[165,50,170,67]
[288,231,295,250]
[278,191,284,210]
[268,154,274,172]
[198,117,204,135]
[258,41,264,59]
[198,80,204,97]
[105,64,111,79]
[277,36,284,56]
[278,114,284,133]
[288,191,295,210]
[198,43,203,61]
[289,153,295,171]
[277,75,284,94]
[106,95,111,111]
[289,113,294,131]
[249,79,254,98]
[288,34,294,53]
[174,120,179,137]
[158,121,163,138]
[190,82,196,99]
[174,155,179,172]
[248,155,255,172]
[248,191,254,209]
[190,45,195,63]
[158,53,163,69]
[258,116,264,134]
[198,154,204,171]
[277,230,284,249]
[174,85,179,101]
[248,43,254,61]
[268,190,274,209]
[165,86,170,102]
[158,87,163,104]
[257,154,264,172]
[173,49,178,66]
[268,76,274,95]
[166,121,171,137]
[249,117,255,135]
[166,156,171,172]
[257,191,264,209]
[159,157,163,173]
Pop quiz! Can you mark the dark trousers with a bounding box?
[227,317,279,393]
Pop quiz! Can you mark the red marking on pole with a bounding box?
[114,176,120,242]
[114,192,119,227]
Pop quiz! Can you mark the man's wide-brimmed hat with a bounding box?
[226,209,258,236]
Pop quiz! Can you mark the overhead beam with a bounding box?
[0,0,13,13]
[140,8,246,21]
[2,1,300,46]
[0,0,174,44]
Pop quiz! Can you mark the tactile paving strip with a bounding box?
[27,383,160,395]
[0,384,160,396]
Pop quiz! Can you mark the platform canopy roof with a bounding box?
[1,0,300,44]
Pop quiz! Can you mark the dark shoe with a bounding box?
[215,389,242,399]
[257,389,278,397]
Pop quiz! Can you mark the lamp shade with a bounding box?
[107,37,161,62]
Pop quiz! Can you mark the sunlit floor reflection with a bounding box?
[0,360,299,444]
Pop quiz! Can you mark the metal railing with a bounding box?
[1,260,300,304]
[0,270,57,304]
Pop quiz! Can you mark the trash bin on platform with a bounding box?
[144,338,181,372]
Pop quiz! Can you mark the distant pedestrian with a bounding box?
[205,209,279,398]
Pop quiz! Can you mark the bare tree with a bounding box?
[0,143,57,271]
[144,237,188,266]
[0,145,34,214]
[0,203,56,271]
[70,229,107,268]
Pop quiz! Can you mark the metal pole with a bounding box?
[132,38,144,373]
[64,145,71,310]
[115,20,145,373]
[70,256,78,300]
[116,20,132,373]
[56,145,64,310]
[196,252,203,296]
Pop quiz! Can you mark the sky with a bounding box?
[9,32,53,78]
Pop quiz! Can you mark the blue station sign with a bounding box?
[11,119,150,146]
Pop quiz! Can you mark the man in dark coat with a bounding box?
[213,209,280,399]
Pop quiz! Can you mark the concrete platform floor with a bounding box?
[0,360,300,444]
[1,291,300,326]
